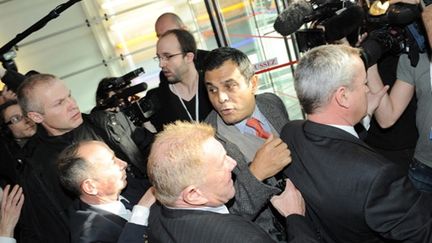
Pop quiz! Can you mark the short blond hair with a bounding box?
[147,121,215,205]
[17,73,58,114]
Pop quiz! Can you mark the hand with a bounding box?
[0,185,24,237]
[137,187,156,208]
[367,85,389,116]
[1,86,17,101]
[249,135,291,181]
[270,179,305,217]
[355,32,368,47]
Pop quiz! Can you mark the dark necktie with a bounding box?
[120,198,133,210]
[246,117,271,139]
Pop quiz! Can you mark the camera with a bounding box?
[292,0,426,67]
[95,67,160,126]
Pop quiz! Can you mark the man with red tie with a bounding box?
[203,47,295,242]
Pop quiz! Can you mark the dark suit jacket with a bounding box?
[206,93,290,240]
[69,199,147,243]
[148,204,319,243]
[281,120,432,243]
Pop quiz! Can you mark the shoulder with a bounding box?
[256,92,286,115]
[256,92,283,104]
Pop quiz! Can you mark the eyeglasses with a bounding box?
[153,52,184,63]
[5,114,24,126]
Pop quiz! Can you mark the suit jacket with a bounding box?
[148,204,319,243]
[281,120,432,243]
[69,199,147,243]
[206,93,291,241]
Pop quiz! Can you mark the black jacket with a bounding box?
[20,111,153,243]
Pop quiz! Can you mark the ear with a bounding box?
[334,86,350,108]
[185,52,195,64]
[250,75,259,94]
[81,179,97,195]
[27,111,44,124]
[181,185,208,206]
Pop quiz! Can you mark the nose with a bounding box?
[365,84,370,93]
[218,91,229,104]
[159,59,166,68]
[116,158,128,170]
[66,96,78,110]
[23,116,33,124]
[227,156,237,172]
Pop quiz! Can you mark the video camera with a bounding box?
[274,0,427,67]
[96,67,159,126]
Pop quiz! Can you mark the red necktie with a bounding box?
[246,117,271,139]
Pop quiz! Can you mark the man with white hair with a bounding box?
[281,44,432,242]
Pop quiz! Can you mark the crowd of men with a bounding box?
[0,1,432,242]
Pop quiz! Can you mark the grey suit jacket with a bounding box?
[281,120,432,243]
[206,93,290,241]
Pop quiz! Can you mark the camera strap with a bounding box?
[170,80,199,122]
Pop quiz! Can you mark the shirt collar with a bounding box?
[90,195,132,221]
[328,124,359,138]
[235,106,266,133]
[167,204,229,214]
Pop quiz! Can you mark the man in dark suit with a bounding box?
[147,121,319,243]
[281,44,432,242]
[203,47,292,241]
[57,140,155,243]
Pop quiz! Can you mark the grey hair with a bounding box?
[294,44,360,114]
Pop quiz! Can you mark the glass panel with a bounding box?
[215,0,303,119]
[91,0,216,90]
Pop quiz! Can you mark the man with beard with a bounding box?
[154,12,209,72]
[146,29,213,131]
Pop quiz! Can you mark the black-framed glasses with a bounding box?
[153,52,184,63]
[5,114,24,125]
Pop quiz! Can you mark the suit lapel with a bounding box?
[78,200,127,227]
[257,94,283,132]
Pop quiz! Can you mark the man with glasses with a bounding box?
[146,29,213,131]
[0,100,36,187]
[154,12,209,72]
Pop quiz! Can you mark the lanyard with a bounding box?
[171,81,199,122]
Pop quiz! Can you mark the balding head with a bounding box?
[155,12,187,38]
